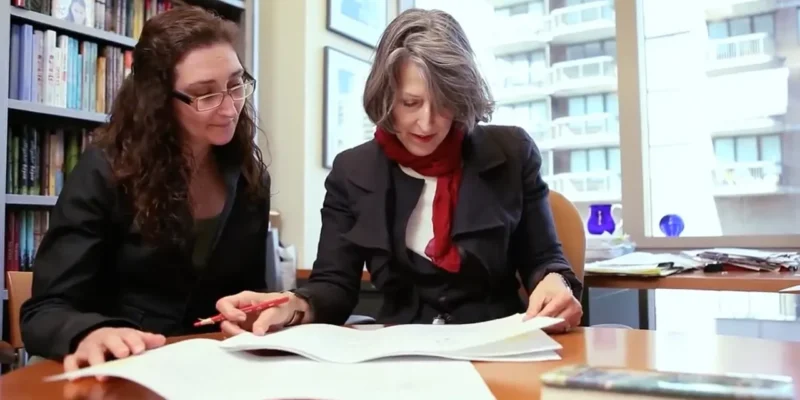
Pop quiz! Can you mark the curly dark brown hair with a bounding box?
[92,6,269,246]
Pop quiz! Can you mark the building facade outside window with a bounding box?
[412,0,800,337]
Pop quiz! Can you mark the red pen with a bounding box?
[193,296,290,327]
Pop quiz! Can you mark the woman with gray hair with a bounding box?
[215,8,583,334]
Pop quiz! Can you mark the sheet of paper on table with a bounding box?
[217,314,563,363]
[47,315,565,399]
[47,339,498,400]
[779,284,800,293]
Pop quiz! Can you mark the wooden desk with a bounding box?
[586,271,800,292]
[2,328,799,399]
[296,269,800,293]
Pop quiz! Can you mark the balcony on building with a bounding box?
[711,160,791,197]
[547,113,619,149]
[549,56,617,96]
[492,11,552,56]
[525,121,553,149]
[549,0,615,45]
[705,0,779,21]
[493,71,552,105]
[545,170,621,202]
[706,32,782,75]
[710,115,786,137]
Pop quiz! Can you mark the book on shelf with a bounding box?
[9,21,132,115]
[6,124,89,197]
[12,0,173,40]
[5,209,50,273]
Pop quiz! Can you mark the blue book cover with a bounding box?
[9,24,21,100]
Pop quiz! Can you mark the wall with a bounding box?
[257,0,399,269]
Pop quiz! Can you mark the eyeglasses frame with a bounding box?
[172,72,257,112]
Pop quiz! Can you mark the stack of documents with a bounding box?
[217,314,563,363]
[46,315,564,400]
[683,248,800,272]
[585,252,704,277]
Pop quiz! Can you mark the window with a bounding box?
[713,135,782,163]
[629,1,798,243]
[541,150,552,176]
[707,13,775,38]
[496,51,547,88]
[622,0,799,336]
[565,93,618,116]
[558,147,620,173]
[414,0,799,340]
[495,100,550,140]
[797,8,800,41]
[495,1,545,17]
[565,39,617,60]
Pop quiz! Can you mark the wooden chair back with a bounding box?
[548,190,586,281]
[515,190,586,305]
[6,271,33,349]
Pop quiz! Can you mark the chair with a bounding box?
[516,189,586,305]
[1,271,33,370]
[548,191,634,329]
[548,190,586,282]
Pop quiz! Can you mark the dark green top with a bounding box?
[192,214,222,269]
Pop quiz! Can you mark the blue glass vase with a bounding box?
[659,214,685,237]
[587,204,619,235]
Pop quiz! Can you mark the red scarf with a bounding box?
[375,127,465,273]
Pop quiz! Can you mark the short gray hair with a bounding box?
[363,8,494,133]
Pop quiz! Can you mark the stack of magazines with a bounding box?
[682,248,800,272]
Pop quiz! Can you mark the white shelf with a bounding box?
[6,194,58,206]
[10,6,137,48]
[8,99,108,123]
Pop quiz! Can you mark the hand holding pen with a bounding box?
[213,291,314,336]
[195,296,290,327]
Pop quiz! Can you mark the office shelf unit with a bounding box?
[0,0,259,343]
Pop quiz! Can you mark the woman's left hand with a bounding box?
[524,272,583,333]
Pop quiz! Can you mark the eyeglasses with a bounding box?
[172,78,257,112]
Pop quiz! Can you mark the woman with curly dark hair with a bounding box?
[19,6,270,374]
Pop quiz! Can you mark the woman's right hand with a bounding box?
[215,291,312,337]
[63,327,166,379]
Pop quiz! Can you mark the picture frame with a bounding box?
[326,0,389,48]
[322,46,374,169]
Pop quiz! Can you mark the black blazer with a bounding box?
[296,125,583,325]
[20,147,270,360]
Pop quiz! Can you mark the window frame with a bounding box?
[617,0,798,249]
[712,134,782,163]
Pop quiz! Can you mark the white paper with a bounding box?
[47,339,497,400]
[780,284,800,293]
[218,314,562,363]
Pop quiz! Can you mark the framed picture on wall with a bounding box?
[327,0,389,48]
[322,46,375,169]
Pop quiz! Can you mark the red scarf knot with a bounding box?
[375,127,465,273]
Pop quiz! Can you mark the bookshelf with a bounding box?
[0,0,259,345]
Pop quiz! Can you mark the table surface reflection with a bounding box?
[1,328,798,399]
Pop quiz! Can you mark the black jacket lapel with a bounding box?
[340,142,393,252]
[452,126,508,238]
